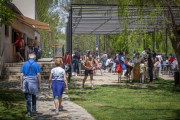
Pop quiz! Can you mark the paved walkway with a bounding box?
[0,80,95,120]
[71,71,174,86]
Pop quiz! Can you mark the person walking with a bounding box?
[146,48,154,83]
[48,59,68,114]
[63,51,72,83]
[20,53,41,117]
[82,51,97,90]
[33,36,38,61]
[72,50,80,76]
[13,33,24,62]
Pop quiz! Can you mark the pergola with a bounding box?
[66,4,180,56]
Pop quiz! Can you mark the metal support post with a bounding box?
[99,35,100,56]
[153,32,156,52]
[104,35,105,51]
[166,28,167,56]
[70,5,72,57]
[143,39,145,50]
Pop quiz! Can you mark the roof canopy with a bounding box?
[70,4,180,34]
[15,13,51,32]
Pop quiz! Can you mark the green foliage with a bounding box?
[36,0,66,58]
[0,0,15,26]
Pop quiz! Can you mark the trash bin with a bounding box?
[174,71,180,86]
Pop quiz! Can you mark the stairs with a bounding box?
[1,62,57,81]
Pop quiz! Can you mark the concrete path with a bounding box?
[0,80,95,120]
[33,80,95,120]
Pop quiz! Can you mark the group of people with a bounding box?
[14,33,41,62]
[20,48,179,117]
[62,50,99,90]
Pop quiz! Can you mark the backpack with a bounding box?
[116,64,121,73]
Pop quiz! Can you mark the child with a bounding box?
[140,59,146,84]
[125,57,133,77]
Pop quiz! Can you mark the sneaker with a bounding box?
[151,81,154,83]
[82,85,84,89]
[55,109,59,114]
[31,110,37,116]
[147,81,151,83]
[72,72,74,76]
[59,106,63,111]
[92,87,96,90]
[26,112,31,117]
[75,73,77,76]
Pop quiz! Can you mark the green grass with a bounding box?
[0,89,31,120]
[67,78,180,120]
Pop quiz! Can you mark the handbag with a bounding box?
[64,55,70,72]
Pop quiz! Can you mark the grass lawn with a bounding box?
[67,78,180,120]
[0,89,31,120]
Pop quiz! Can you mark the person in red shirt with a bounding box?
[13,33,24,62]
[63,51,72,83]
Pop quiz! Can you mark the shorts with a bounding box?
[16,46,21,52]
[85,70,93,76]
[54,95,62,99]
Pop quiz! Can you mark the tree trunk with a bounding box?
[170,36,180,84]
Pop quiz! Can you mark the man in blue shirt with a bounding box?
[20,53,41,117]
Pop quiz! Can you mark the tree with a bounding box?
[118,0,180,76]
[0,0,15,26]
[36,0,66,58]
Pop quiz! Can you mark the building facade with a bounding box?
[0,1,50,75]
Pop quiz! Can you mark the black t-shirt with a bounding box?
[148,53,154,67]
[74,52,80,60]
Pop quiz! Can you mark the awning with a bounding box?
[14,13,51,32]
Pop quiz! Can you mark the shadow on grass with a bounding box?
[0,89,30,120]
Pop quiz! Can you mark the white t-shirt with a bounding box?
[156,55,162,63]
[106,59,111,66]
[142,51,146,58]
[51,67,65,81]
[172,60,178,70]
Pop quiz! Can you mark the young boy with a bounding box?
[140,59,146,84]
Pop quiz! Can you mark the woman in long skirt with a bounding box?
[48,59,68,114]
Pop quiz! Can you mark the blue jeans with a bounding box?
[34,48,38,61]
[103,58,107,65]
[72,59,78,73]
[25,93,36,113]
